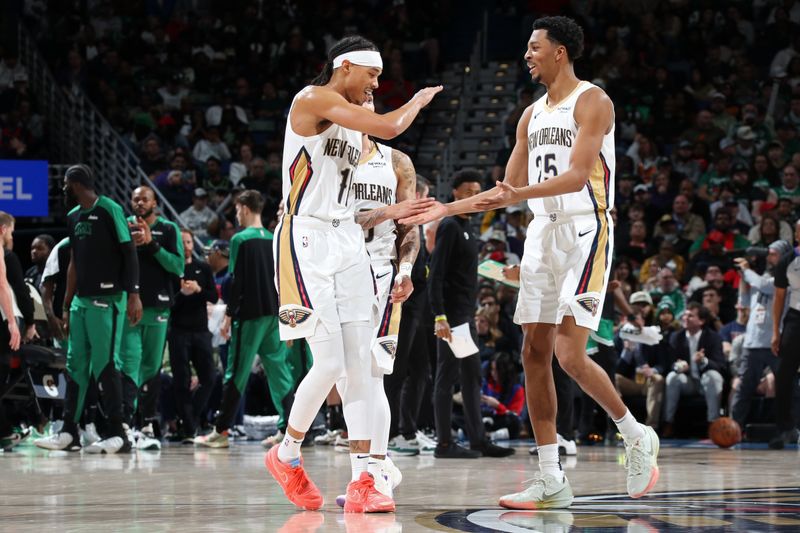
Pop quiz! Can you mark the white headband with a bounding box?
[332,50,383,69]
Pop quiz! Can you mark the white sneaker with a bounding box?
[384,456,402,489]
[333,434,349,453]
[490,428,510,441]
[85,436,127,454]
[260,429,284,449]
[194,429,230,448]
[135,434,162,451]
[35,432,80,451]
[415,431,437,454]
[624,424,660,498]
[387,435,421,456]
[499,472,574,510]
[80,423,101,447]
[558,433,577,456]
[313,428,342,445]
[529,434,578,456]
[372,464,394,498]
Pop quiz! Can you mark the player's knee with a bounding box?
[521,343,551,368]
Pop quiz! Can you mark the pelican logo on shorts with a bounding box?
[332,219,340,228]
[549,213,557,222]
[577,296,600,316]
[379,340,397,357]
[279,308,312,328]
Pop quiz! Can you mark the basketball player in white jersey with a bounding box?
[403,16,659,509]
[265,35,441,513]
[330,96,421,507]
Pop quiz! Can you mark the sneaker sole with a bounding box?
[387,448,420,457]
[629,429,660,499]
[343,499,396,513]
[263,448,323,511]
[195,440,229,448]
[499,492,574,510]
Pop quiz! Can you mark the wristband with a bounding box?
[435,314,448,322]
[396,262,413,281]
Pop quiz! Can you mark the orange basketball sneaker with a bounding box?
[344,472,396,513]
[265,446,324,511]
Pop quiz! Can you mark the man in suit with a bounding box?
[662,302,726,437]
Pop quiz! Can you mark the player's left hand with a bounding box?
[474,182,522,211]
[23,324,39,342]
[391,275,414,303]
[127,293,143,326]
[137,217,153,245]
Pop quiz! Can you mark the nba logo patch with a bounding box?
[279,308,312,328]
[302,235,309,248]
[577,297,600,316]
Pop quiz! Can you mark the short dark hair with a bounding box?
[235,189,264,214]
[312,35,379,86]
[686,301,712,325]
[532,16,584,62]
[65,164,95,190]
[33,234,56,250]
[180,227,194,237]
[452,169,483,190]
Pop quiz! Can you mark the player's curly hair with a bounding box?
[532,16,584,62]
[311,35,379,86]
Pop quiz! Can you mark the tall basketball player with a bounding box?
[403,16,659,508]
[265,35,440,513]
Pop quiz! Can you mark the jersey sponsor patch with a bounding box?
[100,282,114,289]
[577,296,600,316]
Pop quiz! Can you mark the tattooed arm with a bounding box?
[392,149,421,266]
[390,149,421,303]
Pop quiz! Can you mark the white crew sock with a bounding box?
[614,409,646,442]
[350,452,370,481]
[537,443,564,481]
[277,434,303,465]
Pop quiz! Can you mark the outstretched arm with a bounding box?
[399,104,534,225]
[298,84,443,140]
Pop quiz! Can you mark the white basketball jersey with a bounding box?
[354,142,398,261]
[526,81,615,216]
[282,88,363,221]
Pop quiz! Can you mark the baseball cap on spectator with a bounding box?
[719,138,736,150]
[206,240,230,257]
[768,140,785,150]
[657,299,675,314]
[659,214,676,226]
[656,157,672,168]
[630,291,653,306]
[633,184,649,194]
[736,126,756,141]
[194,187,209,198]
[709,91,725,101]
[678,140,692,149]
[158,115,176,127]
[707,230,726,243]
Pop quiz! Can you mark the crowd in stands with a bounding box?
[2,1,800,449]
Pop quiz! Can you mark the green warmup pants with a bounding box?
[118,307,170,425]
[215,315,307,432]
[62,294,127,438]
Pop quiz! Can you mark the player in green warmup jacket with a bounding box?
[195,189,298,448]
[34,164,142,454]
[119,186,184,448]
